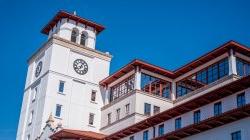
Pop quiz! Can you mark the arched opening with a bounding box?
[71,28,79,43]
[80,32,88,46]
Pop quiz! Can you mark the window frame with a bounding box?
[231,131,241,140]
[175,117,182,130]
[89,113,95,125]
[214,102,222,116]
[58,81,65,94]
[193,110,201,124]
[237,92,246,107]
[144,103,151,116]
[158,124,164,136]
[55,104,62,118]
[143,130,149,140]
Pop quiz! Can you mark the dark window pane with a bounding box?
[144,103,151,116]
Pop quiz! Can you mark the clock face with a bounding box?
[35,61,43,77]
[73,59,88,75]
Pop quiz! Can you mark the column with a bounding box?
[228,49,237,75]
[134,66,141,90]
[171,82,176,100]
[104,86,110,105]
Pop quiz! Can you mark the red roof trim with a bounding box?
[100,41,250,85]
[41,10,105,35]
[50,129,106,140]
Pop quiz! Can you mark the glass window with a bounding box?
[237,92,245,107]
[110,75,135,102]
[55,104,62,118]
[89,113,94,125]
[129,136,134,140]
[58,81,65,93]
[107,113,111,125]
[125,104,130,115]
[71,28,79,43]
[116,108,120,120]
[214,102,222,116]
[237,58,250,77]
[153,106,160,115]
[175,117,181,130]
[143,130,149,140]
[158,124,164,136]
[144,103,151,116]
[27,135,30,140]
[91,90,96,102]
[193,110,201,124]
[231,131,241,140]
[80,32,87,46]
[141,73,171,99]
[176,58,229,98]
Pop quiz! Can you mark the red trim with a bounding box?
[104,75,250,140]
[100,41,250,85]
[41,10,105,35]
[50,129,106,140]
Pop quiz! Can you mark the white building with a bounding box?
[17,11,250,140]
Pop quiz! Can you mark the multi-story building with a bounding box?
[17,10,250,140]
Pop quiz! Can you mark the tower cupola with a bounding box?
[41,10,105,49]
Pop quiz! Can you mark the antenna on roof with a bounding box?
[73,11,77,15]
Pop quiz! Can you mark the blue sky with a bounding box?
[0,0,250,139]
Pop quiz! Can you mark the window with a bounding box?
[153,106,160,115]
[91,90,96,102]
[144,103,151,116]
[214,102,222,116]
[71,28,79,43]
[58,81,65,94]
[231,131,241,140]
[193,110,201,124]
[176,58,229,98]
[141,73,171,99]
[80,32,87,46]
[175,117,181,130]
[158,124,164,136]
[237,58,250,77]
[143,130,149,140]
[116,108,120,120]
[89,113,94,125]
[32,86,38,102]
[110,75,135,102]
[153,127,156,138]
[107,113,111,125]
[28,110,34,125]
[125,104,130,115]
[237,92,245,107]
[55,104,62,118]
[129,136,134,140]
[27,134,30,140]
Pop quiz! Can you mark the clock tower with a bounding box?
[16,11,112,140]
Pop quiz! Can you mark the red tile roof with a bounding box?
[41,10,105,35]
[50,129,106,140]
[100,41,250,85]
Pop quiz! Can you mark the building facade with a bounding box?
[17,11,250,140]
